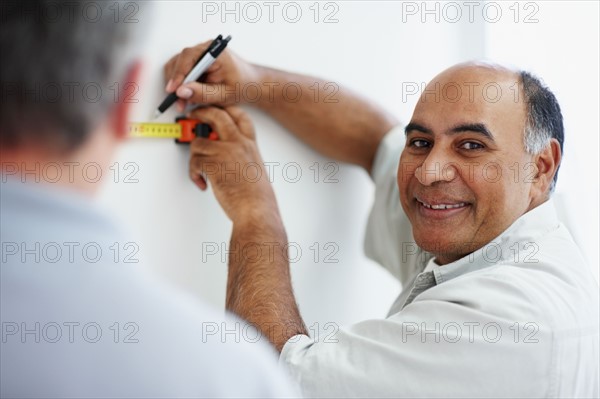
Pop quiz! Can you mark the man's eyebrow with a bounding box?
[404,123,432,135]
[405,122,496,142]
[449,123,495,141]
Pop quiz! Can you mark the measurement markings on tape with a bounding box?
[128,122,182,139]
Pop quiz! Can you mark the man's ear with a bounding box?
[110,60,143,141]
[532,138,562,197]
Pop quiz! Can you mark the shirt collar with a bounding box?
[432,199,559,285]
[399,199,560,310]
[0,176,122,237]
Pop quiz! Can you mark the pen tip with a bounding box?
[153,110,161,120]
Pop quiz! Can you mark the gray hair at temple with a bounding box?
[0,1,147,152]
[519,70,564,193]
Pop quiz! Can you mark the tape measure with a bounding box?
[128,118,218,143]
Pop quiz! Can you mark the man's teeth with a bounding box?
[420,202,466,210]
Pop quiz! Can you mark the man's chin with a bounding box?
[414,234,477,264]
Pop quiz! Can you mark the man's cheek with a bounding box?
[399,161,419,185]
[479,161,504,185]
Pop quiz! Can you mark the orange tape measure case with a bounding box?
[128,117,218,144]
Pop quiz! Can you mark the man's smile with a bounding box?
[414,195,472,220]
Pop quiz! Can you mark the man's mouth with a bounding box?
[417,200,468,210]
[415,197,471,219]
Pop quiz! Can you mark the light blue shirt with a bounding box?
[280,126,600,397]
[1,178,297,398]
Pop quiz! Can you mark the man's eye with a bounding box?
[460,141,484,150]
[409,139,430,148]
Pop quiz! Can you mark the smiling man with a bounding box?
[399,64,560,265]
[166,41,599,397]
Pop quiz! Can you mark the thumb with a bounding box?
[176,82,235,105]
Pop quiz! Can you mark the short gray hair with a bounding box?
[519,71,564,193]
[1,1,146,151]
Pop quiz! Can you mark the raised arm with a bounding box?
[251,65,398,172]
[164,41,398,173]
[186,106,307,351]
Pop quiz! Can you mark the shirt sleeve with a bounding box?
[280,273,554,398]
[363,125,432,286]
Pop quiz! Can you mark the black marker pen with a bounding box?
[154,34,232,118]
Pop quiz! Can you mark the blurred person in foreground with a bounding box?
[162,35,600,396]
[0,1,298,397]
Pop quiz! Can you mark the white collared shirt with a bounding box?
[280,126,600,398]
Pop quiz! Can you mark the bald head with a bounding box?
[435,61,519,81]
[418,62,563,189]
[420,61,522,111]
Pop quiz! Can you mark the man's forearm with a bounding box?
[225,211,307,352]
[252,65,399,173]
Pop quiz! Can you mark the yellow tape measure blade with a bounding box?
[128,122,182,139]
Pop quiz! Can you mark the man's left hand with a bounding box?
[188,106,278,224]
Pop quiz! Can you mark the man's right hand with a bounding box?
[163,40,258,111]
[164,39,398,174]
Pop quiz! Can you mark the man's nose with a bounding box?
[415,147,458,186]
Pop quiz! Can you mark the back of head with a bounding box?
[0,1,144,153]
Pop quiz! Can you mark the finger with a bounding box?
[223,106,256,140]
[176,99,186,112]
[172,54,224,94]
[191,172,208,191]
[189,155,208,190]
[170,48,201,90]
[204,62,221,75]
[177,81,227,105]
[188,107,238,141]
[189,136,222,156]
[189,153,225,187]
[169,42,212,90]
[163,55,179,92]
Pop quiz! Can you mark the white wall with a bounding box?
[97,1,598,331]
